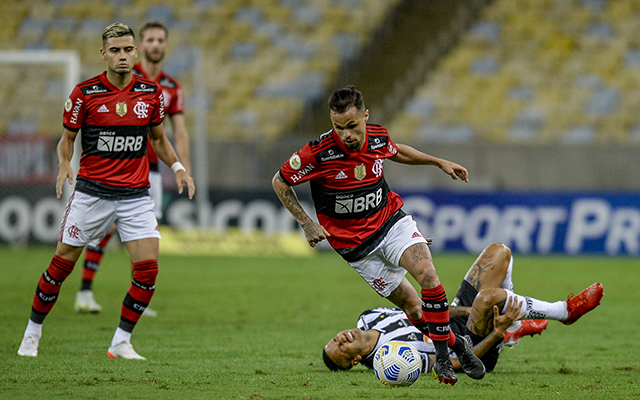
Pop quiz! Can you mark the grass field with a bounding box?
[0,245,638,399]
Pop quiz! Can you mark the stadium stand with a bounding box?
[389,0,640,144]
[0,0,400,141]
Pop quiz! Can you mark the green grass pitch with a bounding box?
[0,246,638,399]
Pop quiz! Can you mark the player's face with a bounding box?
[330,106,369,151]
[139,27,168,64]
[101,36,137,75]
[324,329,366,369]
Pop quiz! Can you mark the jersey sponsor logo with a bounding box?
[290,164,314,183]
[64,98,72,112]
[289,153,302,170]
[83,84,109,95]
[372,159,384,178]
[334,187,383,215]
[316,147,346,162]
[133,101,149,118]
[335,170,348,180]
[133,83,156,93]
[388,143,397,154]
[69,98,83,125]
[116,102,127,116]
[98,104,109,113]
[97,132,144,152]
[354,164,366,181]
[369,136,388,150]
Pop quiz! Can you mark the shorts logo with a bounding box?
[133,101,149,118]
[372,277,388,291]
[116,102,127,116]
[411,231,421,238]
[354,164,366,181]
[67,224,81,239]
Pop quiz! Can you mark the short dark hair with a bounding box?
[322,348,350,371]
[328,85,365,114]
[102,22,135,47]
[140,21,169,40]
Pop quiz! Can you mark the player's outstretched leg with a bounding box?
[561,282,604,325]
[503,319,548,346]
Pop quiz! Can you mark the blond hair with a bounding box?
[102,22,135,47]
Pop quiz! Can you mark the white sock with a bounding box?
[111,327,132,347]
[501,256,515,292]
[24,320,43,339]
[502,290,569,321]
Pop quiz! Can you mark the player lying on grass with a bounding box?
[323,242,604,377]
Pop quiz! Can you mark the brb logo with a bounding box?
[335,188,383,215]
[97,131,143,152]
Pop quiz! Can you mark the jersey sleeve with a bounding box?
[150,90,165,126]
[167,84,185,115]
[62,85,85,131]
[382,128,399,158]
[278,143,320,186]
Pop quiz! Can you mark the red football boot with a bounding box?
[503,319,548,346]
[561,282,604,325]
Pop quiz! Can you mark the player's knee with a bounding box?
[486,242,512,272]
[473,288,503,311]
[132,260,158,285]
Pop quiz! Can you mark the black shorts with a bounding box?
[450,279,502,372]
[449,279,477,336]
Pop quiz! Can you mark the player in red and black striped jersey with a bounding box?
[273,86,482,385]
[75,21,192,317]
[17,23,194,361]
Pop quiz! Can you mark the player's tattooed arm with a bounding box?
[449,306,471,319]
[272,172,330,247]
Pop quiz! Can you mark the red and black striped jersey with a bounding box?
[279,124,405,261]
[133,63,184,167]
[62,72,165,199]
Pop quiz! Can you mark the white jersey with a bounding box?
[357,307,435,371]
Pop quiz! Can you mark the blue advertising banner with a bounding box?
[398,190,640,255]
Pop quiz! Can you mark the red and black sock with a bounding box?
[118,259,158,333]
[421,284,454,360]
[31,255,75,323]
[80,234,111,290]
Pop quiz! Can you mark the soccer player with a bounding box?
[74,21,191,316]
[322,243,604,376]
[272,85,483,385]
[17,22,195,359]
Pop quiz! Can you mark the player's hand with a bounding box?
[176,170,195,199]
[492,296,525,335]
[55,161,74,199]
[302,221,330,247]
[440,160,469,182]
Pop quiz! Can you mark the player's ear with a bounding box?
[352,355,362,366]
[363,109,369,122]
